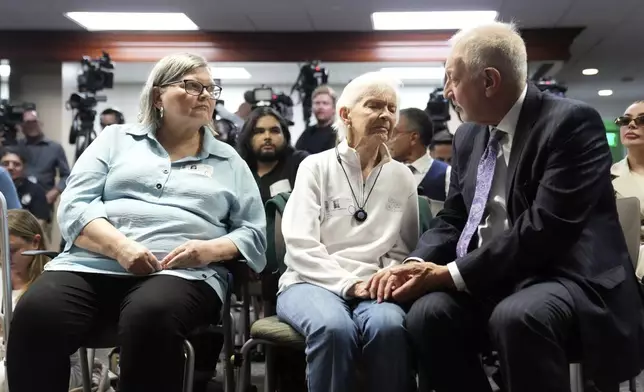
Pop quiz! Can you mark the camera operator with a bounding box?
[294,85,337,154]
[99,108,125,130]
[237,106,308,204]
[18,110,70,208]
[430,130,453,164]
[0,146,50,226]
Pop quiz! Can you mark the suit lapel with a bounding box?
[505,84,543,204]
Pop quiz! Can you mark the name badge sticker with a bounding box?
[180,163,214,178]
[269,179,292,197]
[324,197,353,217]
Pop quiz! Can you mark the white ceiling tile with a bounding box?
[555,0,641,26]
[498,0,574,28]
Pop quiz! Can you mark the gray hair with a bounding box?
[138,53,214,131]
[449,21,528,90]
[332,71,403,143]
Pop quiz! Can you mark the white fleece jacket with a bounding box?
[278,140,420,299]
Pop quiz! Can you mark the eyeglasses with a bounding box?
[615,115,644,127]
[161,79,222,100]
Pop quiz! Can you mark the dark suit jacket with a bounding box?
[409,84,644,383]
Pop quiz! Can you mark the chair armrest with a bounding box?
[21,250,59,259]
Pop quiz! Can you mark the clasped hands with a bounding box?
[114,238,222,275]
[348,262,454,303]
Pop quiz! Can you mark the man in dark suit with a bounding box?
[367,21,644,392]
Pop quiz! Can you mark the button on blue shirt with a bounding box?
[45,123,267,302]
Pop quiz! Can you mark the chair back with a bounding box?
[418,195,433,234]
[265,192,291,277]
[615,197,641,268]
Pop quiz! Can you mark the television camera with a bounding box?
[213,99,245,147]
[244,86,295,125]
[66,51,114,160]
[424,88,452,133]
[291,61,329,126]
[535,77,567,97]
[0,101,36,146]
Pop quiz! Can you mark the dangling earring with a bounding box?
[159,107,164,119]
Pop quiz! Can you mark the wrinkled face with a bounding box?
[8,234,39,275]
[250,115,287,163]
[342,88,398,147]
[618,102,644,149]
[1,153,24,180]
[21,110,42,138]
[443,53,488,124]
[312,93,335,124]
[388,114,418,161]
[156,67,218,129]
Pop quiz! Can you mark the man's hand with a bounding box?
[366,262,454,303]
[46,188,60,205]
[347,281,370,299]
[115,238,161,275]
[160,240,216,270]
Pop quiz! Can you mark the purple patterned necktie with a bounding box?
[456,129,505,258]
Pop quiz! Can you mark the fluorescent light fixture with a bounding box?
[210,67,251,80]
[65,12,199,31]
[372,11,497,30]
[597,89,613,96]
[0,64,10,78]
[380,67,445,80]
[582,68,599,76]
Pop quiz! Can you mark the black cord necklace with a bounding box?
[336,148,383,223]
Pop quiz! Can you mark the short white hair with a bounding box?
[449,21,527,89]
[138,53,212,129]
[332,71,403,141]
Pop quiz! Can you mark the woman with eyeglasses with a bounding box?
[611,99,644,282]
[6,53,267,392]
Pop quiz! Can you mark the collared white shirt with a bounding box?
[446,85,528,291]
[408,150,452,196]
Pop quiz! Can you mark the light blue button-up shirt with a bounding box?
[45,123,267,302]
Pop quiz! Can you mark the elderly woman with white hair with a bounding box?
[6,53,267,392]
[276,72,420,392]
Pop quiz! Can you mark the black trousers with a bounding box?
[405,281,579,392]
[7,271,222,392]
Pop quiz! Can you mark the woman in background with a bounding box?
[612,99,644,282]
[0,210,83,390]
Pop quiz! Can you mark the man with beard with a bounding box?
[238,106,309,203]
[295,85,337,154]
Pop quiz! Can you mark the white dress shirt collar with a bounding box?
[409,150,433,175]
[494,84,528,137]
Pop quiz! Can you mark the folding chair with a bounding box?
[20,249,241,392]
[235,193,433,392]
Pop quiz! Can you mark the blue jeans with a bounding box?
[276,283,412,392]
